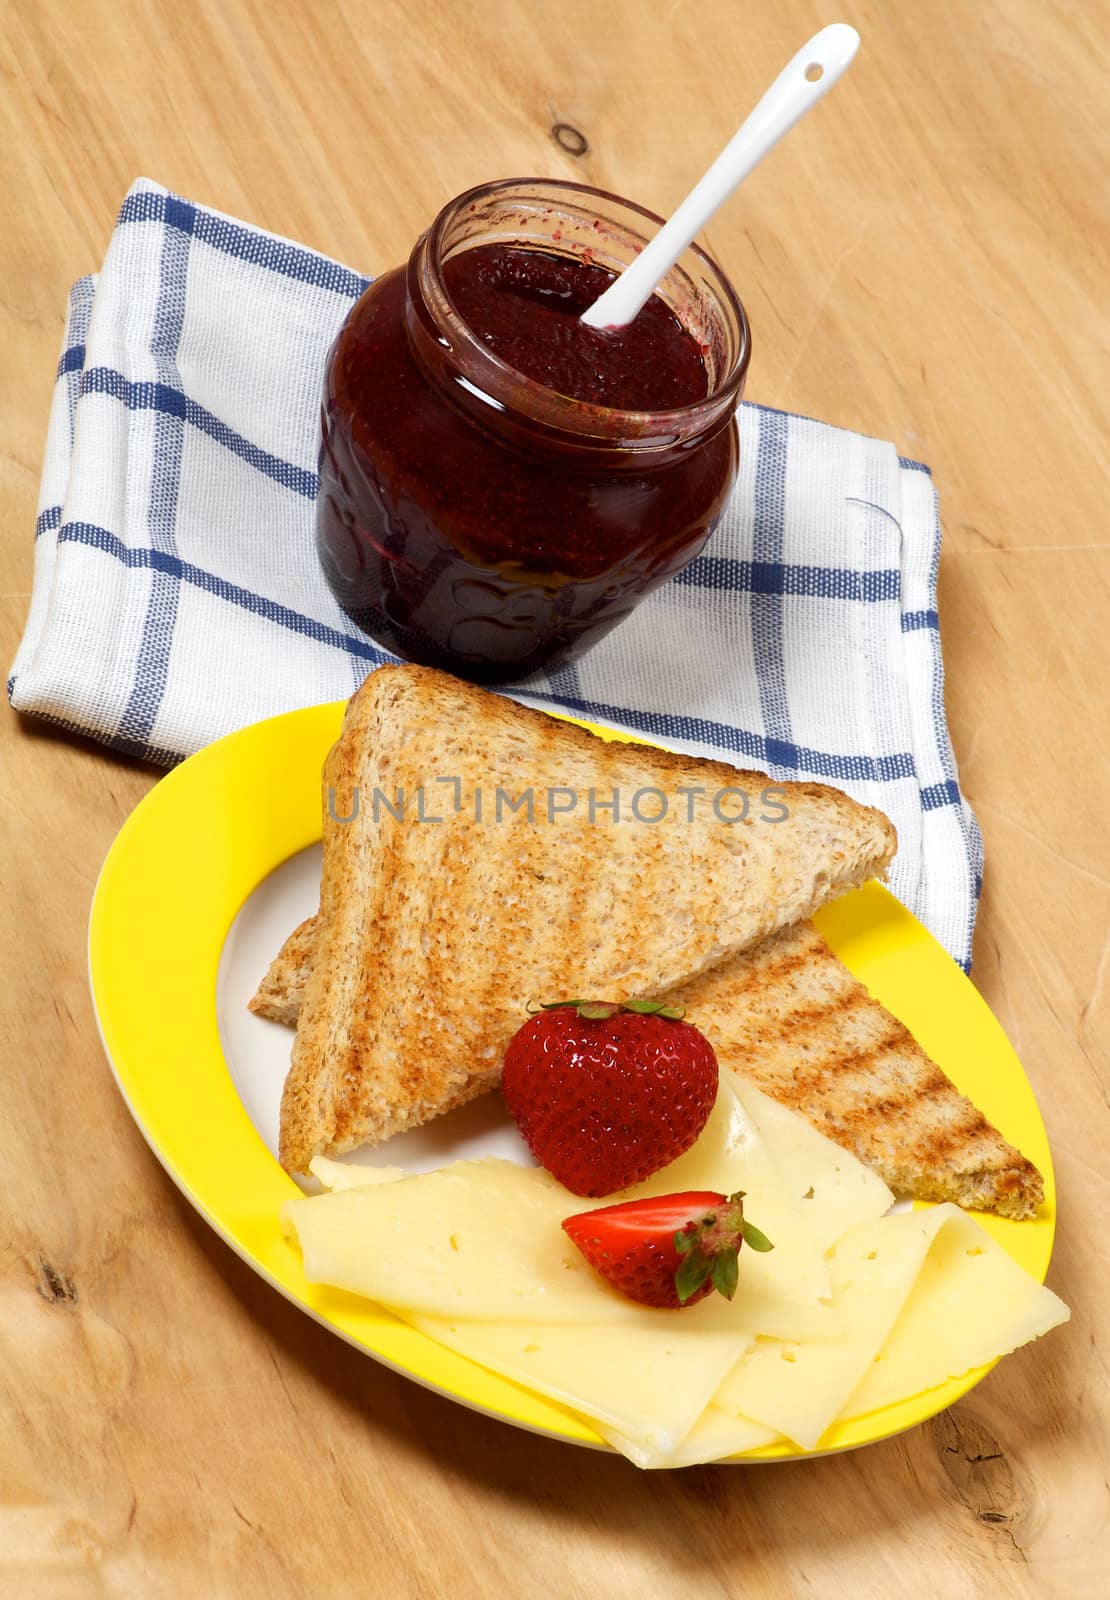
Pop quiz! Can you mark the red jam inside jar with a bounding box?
[442,245,711,412]
[317,180,751,683]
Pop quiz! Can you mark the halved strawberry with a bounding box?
[562,1190,773,1310]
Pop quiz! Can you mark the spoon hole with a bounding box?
[804,62,824,82]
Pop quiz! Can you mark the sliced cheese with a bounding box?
[711,1208,950,1450]
[286,1159,625,1323]
[285,1078,845,1332]
[281,1083,1069,1469]
[309,1156,408,1191]
[407,1313,754,1466]
[633,1081,827,1300]
[638,1405,782,1469]
[286,1155,833,1339]
[708,1204,1070,1454]
[841,1205,1070,1419]
[727,1072,895,1250]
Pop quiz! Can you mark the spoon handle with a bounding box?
[580,23,860,330]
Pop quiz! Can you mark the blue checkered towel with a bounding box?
[9,177,982,968]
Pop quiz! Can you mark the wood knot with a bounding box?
[551,123,589,158]
[36,1254,78,1305]
[932,1407,1028,1559]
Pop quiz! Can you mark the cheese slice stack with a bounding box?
[283,1074,1068,1468]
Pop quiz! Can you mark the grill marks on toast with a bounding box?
[275,665,897,1174]
[665,922,1043,1219]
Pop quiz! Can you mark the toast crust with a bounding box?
[276,665,897,1173]
[247,917,316,1028]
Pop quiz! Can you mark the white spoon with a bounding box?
[579,23,861,330]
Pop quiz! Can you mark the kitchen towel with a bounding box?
[8,178,982,968]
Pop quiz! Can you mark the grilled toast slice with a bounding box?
[663,921,1044,1219]
[276,665,896,1174]
[255,911,1043,1218]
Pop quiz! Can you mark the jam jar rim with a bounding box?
[410,176,752,452]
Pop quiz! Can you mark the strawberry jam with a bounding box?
[442,246,710,412]
[317,180,750,682]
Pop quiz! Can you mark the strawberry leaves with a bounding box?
[740,1218,775,1253]
[563,1190,773,1310]
[672,1237,741,1302]
[675,1245,716,1303]
[622,1000,687,1019]
[528,997,688,1021]
[711,1247,740,1301]
[672,1191,773,1301]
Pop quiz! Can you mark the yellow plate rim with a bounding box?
[88,699,1056,1463]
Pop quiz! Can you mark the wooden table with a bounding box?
[2,1,1106,1593]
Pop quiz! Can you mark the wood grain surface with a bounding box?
[2,0,1107,1594]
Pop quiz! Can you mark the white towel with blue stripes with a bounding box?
[9,177,982,968]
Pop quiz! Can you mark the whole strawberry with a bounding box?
[563,1190,774,1309]
[501,999,718,1196]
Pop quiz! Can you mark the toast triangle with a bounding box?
[277,665,896,1173]
[662,921,1044,1219]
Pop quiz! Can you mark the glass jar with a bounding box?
[316,179,751,684]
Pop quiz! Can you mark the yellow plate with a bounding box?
[88,700,1056,1461]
